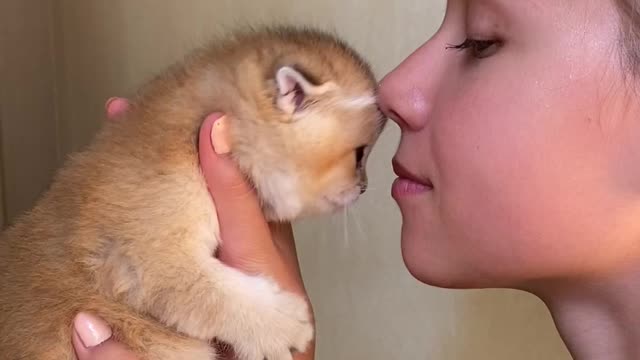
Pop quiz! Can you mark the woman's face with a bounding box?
[379,0,640,288]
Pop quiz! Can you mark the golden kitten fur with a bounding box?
[0,26,385,359]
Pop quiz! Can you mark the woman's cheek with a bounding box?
[432,106,547,254]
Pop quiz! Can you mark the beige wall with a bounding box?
[0,0,59,222]
[1,1,571,359]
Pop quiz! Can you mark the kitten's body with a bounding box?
[0,27,384,359]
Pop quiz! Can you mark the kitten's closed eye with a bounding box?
[355,146,366,169]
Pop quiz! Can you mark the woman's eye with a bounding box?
[446,38,500,59]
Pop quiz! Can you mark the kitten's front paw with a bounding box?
[235,289,313,360]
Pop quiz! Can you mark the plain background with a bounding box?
[0,1,572,359]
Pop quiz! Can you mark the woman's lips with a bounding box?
[391,159,433,198]
[392,177,431,197]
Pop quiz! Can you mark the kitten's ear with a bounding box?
[275,66,334,115]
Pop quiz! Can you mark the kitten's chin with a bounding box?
[260,194,309,222]
[262,203,298,223]
[262,194,360,222]
[322,188,361,212]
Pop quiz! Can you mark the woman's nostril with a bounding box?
[387,109,403,124]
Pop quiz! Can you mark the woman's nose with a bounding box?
[377,41,442,132]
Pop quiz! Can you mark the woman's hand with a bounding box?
[71,97,314,360]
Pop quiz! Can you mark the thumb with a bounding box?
[198,114,274,268]
[72,313,139,360]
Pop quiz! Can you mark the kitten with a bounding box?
[0,26,385,359]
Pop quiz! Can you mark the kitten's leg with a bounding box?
[116,247,313,360]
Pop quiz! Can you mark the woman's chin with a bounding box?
[399,229,506,290]
[399,228,455,288]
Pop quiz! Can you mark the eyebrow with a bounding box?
[467,0,504,16]
[475,0,542,16]
[468,0,544,29]
[465,0,509,34]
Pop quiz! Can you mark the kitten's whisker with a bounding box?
[342,207,350,249]
[327,212,338,245]
[351,208,367,244]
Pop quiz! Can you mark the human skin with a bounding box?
[379,1,640,359]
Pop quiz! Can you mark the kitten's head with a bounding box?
[225,27,386,222]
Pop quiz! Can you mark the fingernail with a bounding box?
[210,115,231,155]
[105,97,118,110]
[74,312,112,348]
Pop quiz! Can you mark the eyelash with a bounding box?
[446,38,501,59]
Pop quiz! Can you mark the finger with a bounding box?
[72,313,139,360]
[269,222,303,277]
[73,332,139,360]
[198,114,274,265]
[199,114,265,222]
[105,97,130,120]
[269,222,296,254]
